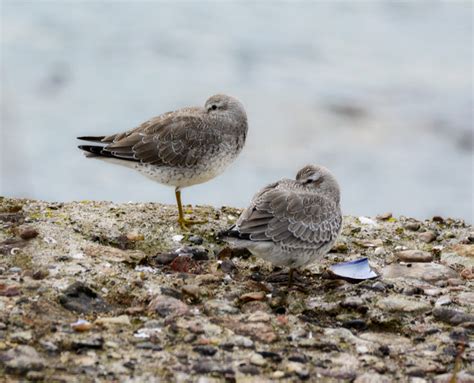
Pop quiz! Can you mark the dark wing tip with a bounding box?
[78,145,110,158]
[217,225,251,241]
[77,136,106,142]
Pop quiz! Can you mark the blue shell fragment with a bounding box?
[329,257,378,282]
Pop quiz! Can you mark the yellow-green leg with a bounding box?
[175,187,207,230]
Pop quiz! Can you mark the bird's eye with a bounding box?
[211,105,218,110]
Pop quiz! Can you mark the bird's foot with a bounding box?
[266,269,307,292]
[178,217,208,231]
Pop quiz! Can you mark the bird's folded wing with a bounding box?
[237,185,341,245]
[100,114,221,168]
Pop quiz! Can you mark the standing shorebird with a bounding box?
[220,164,342,286]
[78,94,248,230]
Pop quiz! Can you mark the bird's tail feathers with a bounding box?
[78,145,110,158]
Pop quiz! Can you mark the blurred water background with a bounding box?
[1,1,473,222]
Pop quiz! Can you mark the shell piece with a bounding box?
[329,258,378,282]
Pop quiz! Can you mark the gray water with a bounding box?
[1,1,473,222]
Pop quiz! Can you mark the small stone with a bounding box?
[250,352,267,366]
[0,283,21,296]
[169,255,200,273]
[1,345,45,374]
[460,268,474,279]
[447,278,464,286]
[433,371,474,383]
[434,296,452,306]
[382,263,458,283]
[126,232,144,241]
[376,212,392,220]
[405,222,421,231]
[354,372,392,383]
[441,247,474,269]
[239,364,260,375]
[371,281,386,291]
[172,234,184,242]
[432,307,474,325]
[184,246,209,261]
[71,319,93,332]
[374,247,386,256]
[19,227,39,240]
[455,291,474,306]
[288,354,308,363]
[26,371,45,381]
[419,231,437,243]
[232,322,278,343]
[356,239,383,248]
[151,252,178,265]
[148,294,189,317]
[10,331,33,344]
[272,371,285,378]
[9,267,22,274]
[135,342,162,351]
[396,250,433,263]
[340,296,367,311]
[193,345,217,356]
[423,288,442,297]
[239,291,266,302]
[377,295,431,313]
[71,336,104,350]
[432,216,444,223]
[95,315,131,327]
[231,335,254,348]
[217,246,252,259]
[358,216,377,226]
[247,311,271,322]
[204,299,239,315]
[192,361,223,374]
[188,235,203,245]
[32,268,49,280]
[241,300,269,314]
[342,319,367,331]
[59,282,111,314]
[258,351,283,362]
[286,361,309,379]
[182,284,201,300]
[220,259,237,274]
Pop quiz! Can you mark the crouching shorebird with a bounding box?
[78,94,248,230]
[220,165,342,287]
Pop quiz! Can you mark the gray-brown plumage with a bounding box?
[221,164,342,285]
[78,94,248,229]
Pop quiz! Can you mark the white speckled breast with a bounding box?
[135,151,238,188]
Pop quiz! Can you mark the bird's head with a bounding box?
[205,94,247,125]
[296,164,341,203]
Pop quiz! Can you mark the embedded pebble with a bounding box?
[148,295,189,317]
[382,263,458,282]
[250,352,267,366]
[405,222,421,231]
[376,295,431,313]
[396,250,433,263]
[432,307,474,325]
[71,319,93,332]
[239,291,266,302]
[419,231,437,243]
[19,227,39,240]
[182,284,201,300]
[0,346,45,374]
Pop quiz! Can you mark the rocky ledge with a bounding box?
[0,196,472,382]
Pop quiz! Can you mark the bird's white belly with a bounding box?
[134,152,236,188]
[242,239,337,269]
